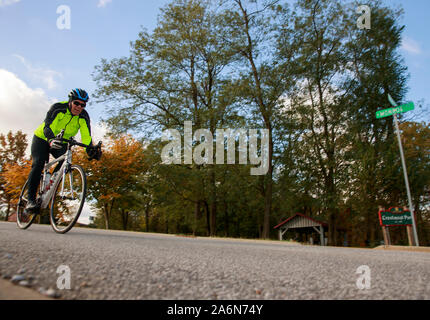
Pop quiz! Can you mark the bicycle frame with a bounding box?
[39,146,74,209]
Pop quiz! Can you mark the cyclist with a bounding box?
[25,88,102,212]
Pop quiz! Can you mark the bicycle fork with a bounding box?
[59,167,75,200]
[59,154,76,201]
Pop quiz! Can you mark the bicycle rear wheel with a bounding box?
[50,165,87,234]
[16,179,38,229]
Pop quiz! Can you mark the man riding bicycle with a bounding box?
[25,88,102,212]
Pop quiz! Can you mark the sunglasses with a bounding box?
[73,101,86,108]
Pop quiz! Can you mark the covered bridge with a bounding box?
[274,213,328,246]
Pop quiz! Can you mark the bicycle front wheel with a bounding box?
[50,165,87,234]
[16,179,38,229]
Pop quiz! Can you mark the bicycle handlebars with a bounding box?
[61,137,102,149]
[57,130,102,149]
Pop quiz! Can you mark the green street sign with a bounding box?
[379,207,413,226]
[376,102,414,119]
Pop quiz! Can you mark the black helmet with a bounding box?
[68,88,89,102]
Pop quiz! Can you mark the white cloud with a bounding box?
[97,0,112,8]
[0,69,53,154]
[401,37,422,55]
[76,120,108,145]
[13,54,63,90]
[0,0,20,7]
[91,122,108,142]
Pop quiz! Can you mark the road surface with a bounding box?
[0,221,429,300]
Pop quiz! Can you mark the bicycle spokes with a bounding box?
[50,165,86,233]
[16,180,38,229]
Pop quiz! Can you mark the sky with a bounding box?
[0,0,429,222]
[0,0,429,139]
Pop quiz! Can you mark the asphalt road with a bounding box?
[0,221,429,300]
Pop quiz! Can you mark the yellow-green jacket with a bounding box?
[34,102,92,146]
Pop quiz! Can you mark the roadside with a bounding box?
[1,220,428,300]
[374,245,430,253]
[0,278,53,300]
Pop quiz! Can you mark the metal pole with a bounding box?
[393,113,419,246]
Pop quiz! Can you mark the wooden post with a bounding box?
[382,226,390,247]
[379,206,391,247]
[320,226,324,246]
[406,226,414,246]
[279,227,289,241]
[386,227,391,246]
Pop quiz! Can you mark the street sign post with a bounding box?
[376,102,414,119]
[375,95,419,246]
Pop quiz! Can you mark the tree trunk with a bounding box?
[145,203,150,232]
[236,0,274,239]
[224,199,229,237]
[121,208,129,230]
[193,201,201,236]
[328,211,338,246]
[103,199,115,230]
[103,204,109,230]
[415,199,427,245]
[210,167,217,236]
[327,166,337,246]
[4,201,11,221]
[262,128,273,239]
[204,201,210,236]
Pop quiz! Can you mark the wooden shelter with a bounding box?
[274,213,328,246]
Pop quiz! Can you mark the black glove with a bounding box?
[49,138,63,149]
[49,130,64,150]
[86,144,102,161]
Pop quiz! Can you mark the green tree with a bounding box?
[276,0,351,245]
[220,0,296,239]
[342,0,409,246]
[94,0,241,236]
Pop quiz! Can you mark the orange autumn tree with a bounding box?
[399,121,430,244]
[1,160,31,221]
[76,135,146,229]
[2,160,32,202]
[0,130,28,220]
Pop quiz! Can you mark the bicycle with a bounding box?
[16,134,102,234]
